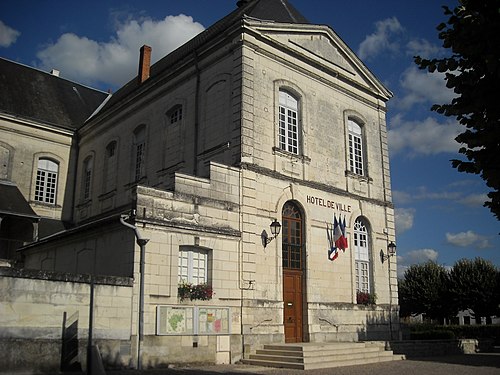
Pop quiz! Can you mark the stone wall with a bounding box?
[0,267,133,373]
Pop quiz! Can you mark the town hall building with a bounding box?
[0,0,398,370]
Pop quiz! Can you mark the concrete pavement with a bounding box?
[107,353,500,375]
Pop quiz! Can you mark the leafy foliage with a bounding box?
[448,258,498,321]
[414,0,500,219]
[399,258,500,322]
[398,262,455,320]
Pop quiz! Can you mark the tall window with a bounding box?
[34,158,58,204]
[354,218,370,293]
[178,247,209,285]
[279,90,299,155]
[348,119,364,176]
[133,126,146,181]
[82,156,93,200]
[104,141,117,192]
[282,201,304,270]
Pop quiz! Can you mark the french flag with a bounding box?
[327,217,339,261]
[340,216,348,251]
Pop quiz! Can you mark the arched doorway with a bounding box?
[281,201,306,343]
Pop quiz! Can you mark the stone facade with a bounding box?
[6,1,398,370]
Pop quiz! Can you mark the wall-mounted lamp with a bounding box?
[261,219,281,248]
[380,241,396,263]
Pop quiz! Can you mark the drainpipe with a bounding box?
[119,215,149,370]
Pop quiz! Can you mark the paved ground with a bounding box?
[106,353,500,375]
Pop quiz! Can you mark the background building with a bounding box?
[1,0,398,370]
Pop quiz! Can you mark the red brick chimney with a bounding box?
[138,45,152,84]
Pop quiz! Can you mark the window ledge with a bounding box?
[76,199,92,209]
[345,170,372,183]
[272,147,311,164]
[30,201,61,209]
[98,189,116,201]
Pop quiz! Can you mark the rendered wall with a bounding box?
[0,267,133,373]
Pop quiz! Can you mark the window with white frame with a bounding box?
[34,158,58,204]
[348,119,364,176]
[279,90,299,155]
[104,141,117,192]
[82,156,93,200]
[133,126,146,181]
[354,218,370,293]
[178,247,209,285]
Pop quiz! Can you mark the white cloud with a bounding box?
[392,190,412,205]
[406,38,441,59]
[0,20,20,47]
[397,248,439,278]
[395,207,415,234]
[458,193,488,208]
[36,14,204,88]
[388,116,461,157]
[396,66,456,110]
[358,17,403,60]
[445,231,492,249]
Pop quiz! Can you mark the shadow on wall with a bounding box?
[356,308,399,341]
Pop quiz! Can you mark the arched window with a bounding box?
[133,126,146,181]
[348,119,364,176]
[354,218,371,293]
[34,158,58,204]
[279,90,299,155]
[104,141,117,192]
[82,156,93,200]
[282,201,304,269]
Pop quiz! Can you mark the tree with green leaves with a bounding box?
[414,0,500,220]
[398,261,456,321]
[448,257,499,323]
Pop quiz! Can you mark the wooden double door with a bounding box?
[282,201,305,343]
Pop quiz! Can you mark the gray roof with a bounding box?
[95,0,308,118]
[0,57,109,130]
[0,180,39,220]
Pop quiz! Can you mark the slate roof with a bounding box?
[95,0,309,119]
[0,180,39,220]
[0,57,109,130]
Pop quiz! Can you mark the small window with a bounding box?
[279,90,299,155]
[169,106,183,124]
[178,247,209,285]
[348,119,364,176]
[354,218,370,293]
[34,158,58,204]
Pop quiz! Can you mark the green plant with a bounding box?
[357,291,377,305]
[178,282,214,301]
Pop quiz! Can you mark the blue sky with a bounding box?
[1,0,498,276]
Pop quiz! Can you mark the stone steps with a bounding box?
[242,342,405,370]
